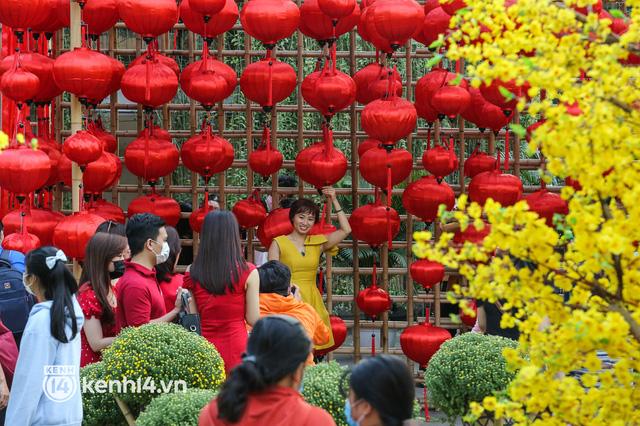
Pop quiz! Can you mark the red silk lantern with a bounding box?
[41,144,62,187]
[249,126,283,178]
[180,0,239,39]
[30,0,69,35]
[57,154,72,187]
[415,99,439,123]
[189,204,211,234]
[0,0,50,37]
[299,0,360,41]
[63,130,102,168]
[464,150,497,178]
[121,58,178,108]
[356,283,391,320]
[353,63,402,105]
[361,96,417,144]
[459,300,477,327]
[130,51,179,77]
[0,145,51,198]
[400,320,451,368]
[240,58,297,110]
[0,52,61,104]
[232,191,268,229]
[82,151,120,194]
[357,138,380,158]
[302,68,356,116]
[424,0,440,13]
[140,125,172,142]
[88,199,125,224]
[53,46,116,103]
[318,0,356,19]
[124,133,179,183]
[420,7,451,47]
[295,143,348,188]
[2,230,41,254]
[314,315,347,356]
[415,68,457,109]
[53,211,104,260]
[358,6,392,53]
[453,223,490,246]
[461,87,488,127]
[189,0,225,17]
[422,143,458,180]
[2,208,63,246]
[524,188,568,227]
[83,0,119,36]
[430,85,471,119]
[360,146,412,189]
[402,175,455,223]
[180,53,236,108]
[0,66,40,106]
[410,259,444,289]
[476,100,511,133]
[480,79,521,113]
[257,208,294,248]
[349,202,400,247]
[87,117,117,153]
[469,169,523,207]
[565,177,582,191]
[240,0,300,47]
[118,0,178,40]
[370,0,424,49]
[180,124,235,180]
[127,193,181,227]
[440,0,466,15]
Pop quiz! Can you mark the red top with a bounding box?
[198,386,336,426]
[77,283,120,367]
[183,263,255,373]
[116,261,166,329]
[159,273,184,313]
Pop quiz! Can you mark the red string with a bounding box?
[448,137,455,169]
[424,386,430,422]
[504,130,510,171]
[267,58,273,108]
[173,29,178,51]
[455,59,461,74]
[371,332,376,357]
[386,161,392,249]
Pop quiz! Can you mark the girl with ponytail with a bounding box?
[198,316,335,426]
[5,246,84,426]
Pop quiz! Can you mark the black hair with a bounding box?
[217,316,311,423]
[341,355,415,426]
[278,174,297,187]
[96,220,126,237]
[280,197,297,209]
[0,221,4,233]
[288,199,320,224]
[191,210,248,295]
[25,246,79,343]
[125,213,166,257]
[258,261,291,296]
[156,226,181,283]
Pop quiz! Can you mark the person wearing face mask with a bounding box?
[198,315,335,426]
[77,232,127,366]
[116,213,184,329]
[268,187,351,352]
[5,246,84,426]
[342,355,419,426]
[156,226,184,313]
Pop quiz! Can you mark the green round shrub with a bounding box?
[136,389,216,426]
[80,362,127,426]
[425,332,518,420]
[102,323,225,406]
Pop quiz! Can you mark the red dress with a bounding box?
[159,273,184,313]
[183,264,255,373]
[77,283,120,367]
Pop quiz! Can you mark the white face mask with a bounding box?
[151,241,171,265]
[23,273,35,296]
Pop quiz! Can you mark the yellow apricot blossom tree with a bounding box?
[415,0,640,424]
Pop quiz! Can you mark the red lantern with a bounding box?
[0,145,51,198]
[357,138,380,158]
[349,201,400,247]
[53,211,104,260]
[232,192,268,229]
[461,87,488,127]
[420,7,451,47]
[353,63,402,105]
[524,188,568,227]
[0,52,61,104]
[358,6,394,53]
[53,46,116,103]
[480,79,521,113]
[424,0,440,13]
[56,154,72,187]
[118,0,178,40]
[130,51,179,77]
[459,300,477,327]
[402,175,455,223]
[295,143,348,188]
[400,320,451,368]
[453,223,490,246]
[83,151,120,194]
[370,0,424,49]
[0,0,50,37]
[302,69,356,116]
[2,230,41,254]
[2,208,63,246]
[360,146,412,189]
[361,96,417,144]
[475,100,511,133]
[127,193,181,227]
[180,0,239,39]
[356,283,391,320]
[180,49,237,108]
[30,0,69,36]
[0,65,40,106]
[189,0,225,17]
[440,0,466,15]
[88,199,125,224]
[240,58,297,110]
[299,0,360,41]
[124,133,179,183]
[469,169,523,207]
[240,0,300,47]
[83,0,119,37]
[121,58,178,108]
[318,0,356,19]
[139,125,172,142]
[410,259,444,289]
[415,68,457,110]
[313,315,347,356]
[464,150,497,178]
[189,204,211,234]
[87,117,117,153]
[249,126,283,178]
[565,177,582,191]
[430,85,471,119]
[180,124,234,180]
[63,130,103,168]
[415,99,439,123]
[257,208,293,248]
[422,143,458,180]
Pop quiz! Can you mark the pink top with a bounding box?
[77,283,120,367]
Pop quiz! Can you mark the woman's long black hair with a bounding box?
[26,246,79,343]
[217,316,311,423]
[191,210,248,295]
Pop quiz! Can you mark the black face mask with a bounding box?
[109,260,125,279]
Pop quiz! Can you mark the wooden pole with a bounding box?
[70,1,83,279]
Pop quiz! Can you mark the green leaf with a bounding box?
[428,38,444,50]
[426,54,443,69]
[456,7,471,16]
[450,74,463,86]
[499,86,515,101]
[509,123,527,138]
[609,9,625,19]
[522,57,534,70]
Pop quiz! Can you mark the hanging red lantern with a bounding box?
[0,52,61,105]
[415,99,439,123]
[318,0,356,19]
[139,125,172,142]
[53,46,116,104]
[257,208,294,248]
[475,100,511,133]
[189,204,211,234]
[0,0,50,38]
[464,149,497,178]
[420,7,451,47]
[440,0,466,15]
[88,198,126,224]
[461,87,488,127]
[124,133,179,183]
[360,146,412,189]
[53,211,104,260]
[357,138,380,158]
[232,191,268,229]
[369,0,424,49]
[361,96,417,144]
[180,52,236,108]
[356,283,391,320]
[299,0,360,41]
[82,151,120,194]
[180,124,234,180]
[358,5,393,53]
[127,193,181,227]
[353,63,402,105]
[424,0,440,14]
[410,259,445,289]
[87,116,117,153]
[0,145,51,199]
[121,58,178,109]
[402,175,455,223]
[2,230,41,254]
[313,315,347,356]
[249,126,283,178]
[56,154,72,187]
[118,0,178,41]
[453,222,490,246]
[129,51,179,77]
[41,143,62,187]
[400,318,451,368]
[480,79,522,113]
[180,0,239,39]
[415,68,456,109]
[430,85,471,119]
[240,58,297,110]
[2,208,63,246]
[565,177,582,191]
[1,65,40,106]
[349,201,400,247]
[524,188,569,227]
[189,0,226,17]
[82,0,119,37]
[469,169,523,207]
[459,300,477,327]
[30,0,69,36]
[87,55,125,106]
[422,143,458,180]
[63,130,103,168]
[295,143,348,188]
[302,68,356,117]
[240,0,300,47]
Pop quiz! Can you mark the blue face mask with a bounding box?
[299,381,304,394]
[344,399,361,426]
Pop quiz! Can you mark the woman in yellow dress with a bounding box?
[268,187,351,351]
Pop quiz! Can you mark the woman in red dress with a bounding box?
[78,232,128,366]
[157,226,184,313]
[185,210,260,373]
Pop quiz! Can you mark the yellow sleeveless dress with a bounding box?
[274,235,334,350]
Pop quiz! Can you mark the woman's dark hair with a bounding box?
[191,210,248,295]
[126,213,165,256]
[258,260,291,296]
[79,233,127,325]
[25,246,80,343]
[342,355,415,426]
[96,220,126,237]
[217,316,311,423]
[288,199,319,224]
[156,226,181,283]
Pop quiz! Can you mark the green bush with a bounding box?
[102,323,226,407]
[425,332,518,420]
[80,362,127,426]
[136,389,216,426]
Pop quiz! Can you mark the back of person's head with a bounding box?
[346,355,415,426]
[288,199,319,224]
[258,261,291,296]
[126,213,165,257]
[191,210,247,295]
[278,174,297,188]
[156,226,181,283]
[217,316,311,423]
[0,220,4,236]
[25,247,79,343]
[96,220,126,237]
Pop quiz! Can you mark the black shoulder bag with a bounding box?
[178,292,201,335]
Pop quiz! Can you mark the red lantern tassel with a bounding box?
[448,137,454,169]
[424,386,430,422]
[504,129,510,171]
[371,332,376,357]
[173,29,178,52]
[386,162,392,249]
